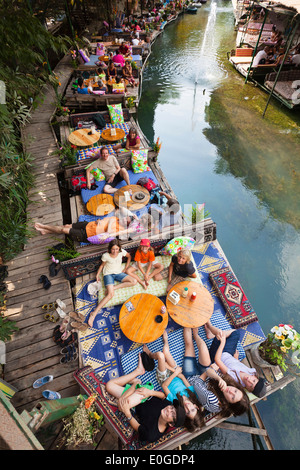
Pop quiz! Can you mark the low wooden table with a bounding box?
[166,281,214,328]
[101,128,125,143]
[86,193,115,216]
[68,128,100,147]
[119,293,168,343]
[114,184,150,211]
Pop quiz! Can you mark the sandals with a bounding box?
[42,299,67,319]
[39,275,51,290]
[60,344,78,364]
[44,312,59,323]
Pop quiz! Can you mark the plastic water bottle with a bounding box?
[182,287,188,298]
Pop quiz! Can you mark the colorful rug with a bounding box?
[209,266,258,328]
[74,242,265,383]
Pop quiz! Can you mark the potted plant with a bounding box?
[250,324,300,376]
[62,394,104,448]
[51,141,78,168]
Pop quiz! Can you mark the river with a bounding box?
[137,0,300,450]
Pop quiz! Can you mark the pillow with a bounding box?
[131,149,150,174]
[108,104,124,125]
[87,233,115,245]
[85,159,105,181]
[159,237,195,256]
[79,49,90,63]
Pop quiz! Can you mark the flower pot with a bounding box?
[249,342,278,369]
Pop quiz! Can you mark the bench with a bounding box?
[264,68,300,105]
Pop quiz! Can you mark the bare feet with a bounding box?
[136,352,145,376]
[88,310,98,328]
[34,223,51,235]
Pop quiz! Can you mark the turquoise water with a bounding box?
[137,1,300,450]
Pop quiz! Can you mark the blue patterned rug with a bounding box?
[75,241,265,383]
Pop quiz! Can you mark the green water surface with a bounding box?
[137,1,300,450]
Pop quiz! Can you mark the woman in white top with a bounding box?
[88,239,136,327]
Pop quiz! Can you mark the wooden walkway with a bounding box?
[3,54,117,450]
[3,55,78,414]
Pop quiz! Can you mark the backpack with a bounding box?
[71,174,94,191]
[137,176,156,192]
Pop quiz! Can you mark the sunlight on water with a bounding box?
[138,0,300,450]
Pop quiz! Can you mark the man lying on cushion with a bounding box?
[86,146,130,194]
[34,208,146,244]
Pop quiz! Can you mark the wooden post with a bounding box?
[245,9,268,84]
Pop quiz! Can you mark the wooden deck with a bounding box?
[2,54,117,449]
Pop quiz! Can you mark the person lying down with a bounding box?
[34,209,153,244]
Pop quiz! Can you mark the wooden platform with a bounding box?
[3,55,79,415]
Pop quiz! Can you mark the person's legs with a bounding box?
[149,262,164,281]
[88,283,115,327]
[182,327,210,378]
[103,183,118,194]
[126,265,147,289]
[35,222,71,236]
[106,353,145,398]
[119,167,130,185]
[113,273,137,290]
[192,328,211,368]
[143,331,175,372]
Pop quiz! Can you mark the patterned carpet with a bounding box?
[74,241,266,383]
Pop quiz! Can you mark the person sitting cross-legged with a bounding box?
[86,146,130,194]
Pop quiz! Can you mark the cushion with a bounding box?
[209,266,258,328]
[79,49,90,63]
[108,104,124,125]
[87,233,115,245]
[131,149,150,174]
[85,161,105,182]
[77,145,115,162]
[160,237,195,256]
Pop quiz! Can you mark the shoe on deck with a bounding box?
[42,390,61,400]
[33,375,53,389]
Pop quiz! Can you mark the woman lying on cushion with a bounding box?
[106,352,187,443]
[182,326,250,418]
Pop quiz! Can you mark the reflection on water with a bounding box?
[138,0,300,450]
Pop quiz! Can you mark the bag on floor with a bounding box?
[70,174,94,191]
[137,176,156,192]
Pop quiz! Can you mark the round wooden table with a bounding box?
[119,293,168,343]
[101,128,125,143]
[86,193,115,216]
[68,128,100,147]
[114,184,150,211]
[166,281,214,328]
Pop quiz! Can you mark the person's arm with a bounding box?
[205,366,227,392]
[96,262,105,282]
[86,161,97,189]
[212,333,228,375]
[167,262,174,290]
[124,252,131,271]
[117,395,140,432]
[161,366,182,396]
